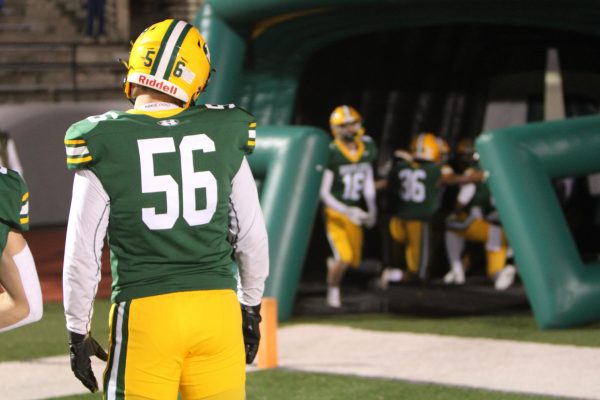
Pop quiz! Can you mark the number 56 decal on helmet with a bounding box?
[121,19,212,108]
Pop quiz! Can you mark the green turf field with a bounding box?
[2,298,600,364]
[0,301,111,362]
[5,299,598,399]
[48,369,556,400]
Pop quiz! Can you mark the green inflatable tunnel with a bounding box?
[249,127,330,321]
[193,0,600,325]
[477,116,600,329]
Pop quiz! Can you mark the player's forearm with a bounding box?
[320,169,351,214]
[0,300,41,332]
[9,245,41,328]
[0,251,29,331]
[233,191,269,305]
[63,244,103,334]
[0,246,42,332]
[0,294,29,330]
[63,171,109,334]
[230,158,269,306]
[442,168,486,186]
[236,237,269,306]
[63,270,99,334]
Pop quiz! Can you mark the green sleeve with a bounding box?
[16,173,29,232]
[0,170,29,253]
[64,120,95,170]
[246,119,256,155]
[233,106,256,155]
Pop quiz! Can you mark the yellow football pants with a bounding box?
[449,218,508,277]
[324,207,364,268]
[389,217,430,275]
[103,290,245,400]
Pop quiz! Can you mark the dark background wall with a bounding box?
[293,24,600,283]
[0,101,131,226]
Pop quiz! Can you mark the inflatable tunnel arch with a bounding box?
[194,0,600,325]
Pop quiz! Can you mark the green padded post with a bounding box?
[194,4,248,104]
[248,126,330,321]
[476,115,600,328]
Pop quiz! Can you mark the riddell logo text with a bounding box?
[138,76,177,95]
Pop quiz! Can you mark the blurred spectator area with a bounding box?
[0,0,204,102]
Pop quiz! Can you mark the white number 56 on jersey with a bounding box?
[138,134,217,230]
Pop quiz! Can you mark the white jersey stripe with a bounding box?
[107,303,125,400]
[20,201,28,216]
[66,146,90,157]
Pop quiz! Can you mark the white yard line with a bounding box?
[3,325,600,399]
[0,355,105,400]
[278,325,600,399]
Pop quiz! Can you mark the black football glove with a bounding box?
[68,331,108,393]
[241,303,262,364]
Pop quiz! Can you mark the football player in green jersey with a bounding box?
[320,105,377,308]
[0,167,42,332]
[62,20,268,399]
[380,132,454,285]
[0,130,24,176]
[444,138,516,290]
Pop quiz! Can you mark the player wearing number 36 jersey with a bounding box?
[62,19,268,400]
[384,132,453,283]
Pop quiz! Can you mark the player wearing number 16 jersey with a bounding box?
[62,19,268,399]
[320,105,377,308]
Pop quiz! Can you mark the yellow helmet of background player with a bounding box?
[123,19,212,108]
[411,132,442,163]
[437,137,450,163]
[329,105,366,137]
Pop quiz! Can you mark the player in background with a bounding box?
[373,147,410,291]
[62,19,268,399]
[444,138,516,290]
[380,132,454,286]
[0,130,24,176]
[320,105,377,308]
[0,167,42,332]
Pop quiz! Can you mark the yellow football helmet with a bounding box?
[437,137,450,163]
[123,19,211,107]
[329,105,365,138]
[411,132,442,163]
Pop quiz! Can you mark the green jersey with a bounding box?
[326,135,378,208]
[64,105,256,303]
[465,166,494,214]
[0,167,29,252]
[390,160,449,221]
